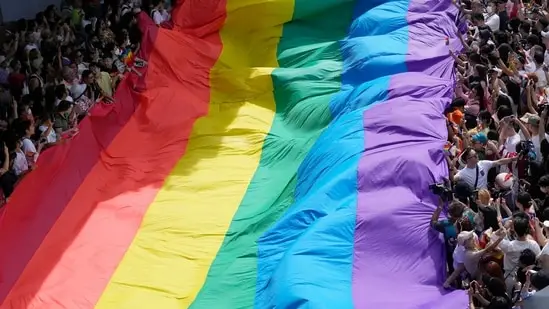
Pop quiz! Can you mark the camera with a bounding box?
[429,183,453,202]
[517,140,536,162]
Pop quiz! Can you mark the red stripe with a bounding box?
[0,17,158,304]
[0,4,225,307]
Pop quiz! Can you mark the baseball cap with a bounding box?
[457,231,475,246]
[520,113,541,126]
[472,133,488,145]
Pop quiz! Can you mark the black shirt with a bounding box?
[499,11,509,32]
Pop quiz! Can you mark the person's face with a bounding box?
[527,123,539,133]
[93,65,101,75]
[467,150,479,165]
[70,63,77,73]
[103,58,113,69]
[84,74,94,84]
[472,2,483,13]
[541,186,549,194]
[497,2,506,11]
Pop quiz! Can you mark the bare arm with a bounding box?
[527,82,539,115]
[430,197,444,228]
[512,116,532,140]
[540,108,548,143]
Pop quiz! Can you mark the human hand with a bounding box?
[495,227,507,236]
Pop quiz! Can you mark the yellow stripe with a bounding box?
[95,1,294,308]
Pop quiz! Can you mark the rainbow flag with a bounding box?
[0,0,468,308]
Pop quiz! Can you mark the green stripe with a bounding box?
[189,2,354,308]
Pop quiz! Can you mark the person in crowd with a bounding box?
[454,147,517,190]
[435,3,549,305]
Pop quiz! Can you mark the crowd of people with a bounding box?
[0,0,170,203]
[7,0,549,308]
[439,0,549,307]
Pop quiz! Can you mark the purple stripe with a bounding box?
[352,0,468,308]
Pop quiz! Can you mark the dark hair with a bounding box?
[82,70,93,79]
[475,64,488,81]
[16,120,33,139]
[57,100,72,113]
[531,271,549,290]
[517,191,532,209]
[448,201,466,218]
[539,175,549,187]
[542,207,549,221]
[483,275,508,298]
[470,52,482,65]
[513,212,531,237]
[451,97,466,108]
[496,105,513,121]
[54,84,66,99]
[487,130,499,141]
[534,50,545,65]
[519,249,537,267]
[509,18,521,33]
[527,35,540,47]
[472,13,484,22]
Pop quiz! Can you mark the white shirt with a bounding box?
[152,9,169,25]
[499,238,541,274]
[21,138,38,166]
[39,125,57,143]
[13,149,28,176]
[485,13,500,32]
[504,133,521,155]
[456,160,495,190]
[54,95,74,107]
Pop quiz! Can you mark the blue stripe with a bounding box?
[255,0,412,308]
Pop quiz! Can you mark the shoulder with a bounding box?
[479,160,494,167]
[528,240,542,251]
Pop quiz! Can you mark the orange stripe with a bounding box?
[0,6,225,308]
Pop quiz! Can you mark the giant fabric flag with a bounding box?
[0,0,467,308]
